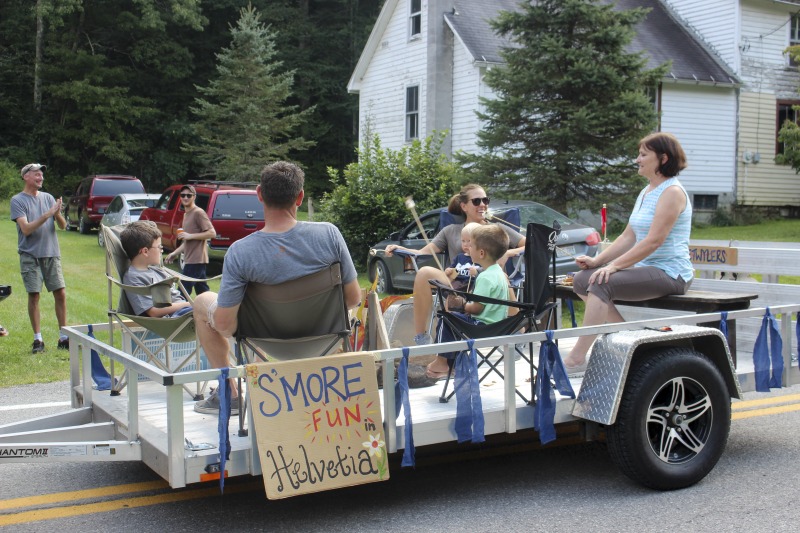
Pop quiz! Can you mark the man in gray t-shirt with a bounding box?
[10,163,69,354]
[191,161,362,415]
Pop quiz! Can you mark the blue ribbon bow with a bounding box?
[753,308,783,392]
[719,311,729,343]
[453,340,485,444]
[217,368,231,493]
[394,348,415,467]
[535,331,576,445]
[87,324,113,391]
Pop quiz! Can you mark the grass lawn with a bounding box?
[1,195,799,388]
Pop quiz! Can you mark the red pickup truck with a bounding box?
[139,181,264,264]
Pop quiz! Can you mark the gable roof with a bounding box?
[444,0,738,85]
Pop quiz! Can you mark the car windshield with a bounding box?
[93,179,144,195]
[514,204,574,226]
[212,193,264,220]
[127,198,158,208]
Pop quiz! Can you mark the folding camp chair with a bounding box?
[102,224,220,399]
[430,221,559,403]
[233,262,353,435]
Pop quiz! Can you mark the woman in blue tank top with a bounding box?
[564,132,693,373]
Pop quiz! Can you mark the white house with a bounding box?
[664,0,800,211]
[348,0,742,215]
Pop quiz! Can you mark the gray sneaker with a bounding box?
[414,332,432,345]
[194,389,240,415]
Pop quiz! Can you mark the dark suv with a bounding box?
[139,181,264,264]
[64,175,145,234]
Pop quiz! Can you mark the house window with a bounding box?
[406,85,419,141]
[776,100,800,154]
[409,0,421,39]
[693,195,718,211]
[790,14,800,66]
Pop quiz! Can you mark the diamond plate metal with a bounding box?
[571,325,737,425]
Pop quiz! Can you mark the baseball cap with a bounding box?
[180,184,196,195]
[21,163,46,177]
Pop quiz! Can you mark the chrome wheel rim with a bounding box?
[647,376,713,464]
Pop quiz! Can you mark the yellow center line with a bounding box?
[732,403,800,420]
[0,480,168,511]
[0,482,263,527]
[731,393,800,410]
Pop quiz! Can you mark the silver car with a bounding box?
[367,200,600,293]
[98,193,161,247]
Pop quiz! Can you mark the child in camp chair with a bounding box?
[120,221,193,318]
[426,224,511,379]
[443,222,482,312]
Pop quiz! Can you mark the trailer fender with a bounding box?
[571,325,741,425]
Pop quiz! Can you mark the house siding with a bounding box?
[450,32,480,154]
[738,91,800,206]
[660,84,738,206]
[663,0,739,72]
[358,0,429,147]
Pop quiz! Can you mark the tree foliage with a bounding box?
[459,0,667,213]
[184,4,313,181]
[777,46,800,171]
[318,130,462,270]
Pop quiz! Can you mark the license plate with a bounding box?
[555,245,575,257]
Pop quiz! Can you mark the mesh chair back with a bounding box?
[523,222,555,314]
[103,224,137,315]
[236,263,351,360]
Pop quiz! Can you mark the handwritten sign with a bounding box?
[246,352,388,499]
[689,246,738,266]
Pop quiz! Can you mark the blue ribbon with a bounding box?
[87,324,112,391]
[217,368,231,493]
[566,299,577,328]
[453,340,485,444]
[719,311,729,344]
[535,331,576,445]
[753,308,783,392]
[394,348,415,467]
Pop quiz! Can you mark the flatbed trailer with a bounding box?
[1,302,798,493]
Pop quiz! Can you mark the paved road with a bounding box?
[1,381,798,532]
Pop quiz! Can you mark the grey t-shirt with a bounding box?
[217,221,357,309]
[123,266,185,316]
[10,191,61,258]
[432,222,524,259]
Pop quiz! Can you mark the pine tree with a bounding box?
[184,4,313,181]
[459,0,668,213]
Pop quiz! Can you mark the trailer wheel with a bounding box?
[607,347,731,490]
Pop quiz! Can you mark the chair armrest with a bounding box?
[429,279,535,311]
[162,266,222,283]
[107,275,177,307]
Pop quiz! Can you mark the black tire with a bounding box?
[606,347,731,490]
[372,260,393,294]
[78,215,91,234]
[97,227,105,248]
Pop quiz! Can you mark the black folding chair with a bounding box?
[430,221,559,403]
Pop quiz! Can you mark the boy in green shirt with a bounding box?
[426,224,511,379]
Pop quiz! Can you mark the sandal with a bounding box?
[563,359,588,376]
[425,367,451,380]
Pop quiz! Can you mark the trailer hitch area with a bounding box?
[185,437,216,452]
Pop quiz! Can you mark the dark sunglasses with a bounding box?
[469,197,490,206]
[180,193,194,198]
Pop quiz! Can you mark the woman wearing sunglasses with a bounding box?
[385,184,525,377]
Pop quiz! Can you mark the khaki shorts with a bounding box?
[20,254,66,294]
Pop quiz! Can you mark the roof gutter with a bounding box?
[663,72,739,88]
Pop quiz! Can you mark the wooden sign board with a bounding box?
[689,246,738,266]
[246,352,389,499]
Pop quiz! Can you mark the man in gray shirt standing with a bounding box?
[10,163,69,354]
[191,161,362,415]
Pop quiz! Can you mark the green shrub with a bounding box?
[0,159,20,200]
[318,131,461,270]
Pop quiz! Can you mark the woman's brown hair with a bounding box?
[639,132,687,178]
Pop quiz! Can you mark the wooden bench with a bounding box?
[553,284,758,364]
